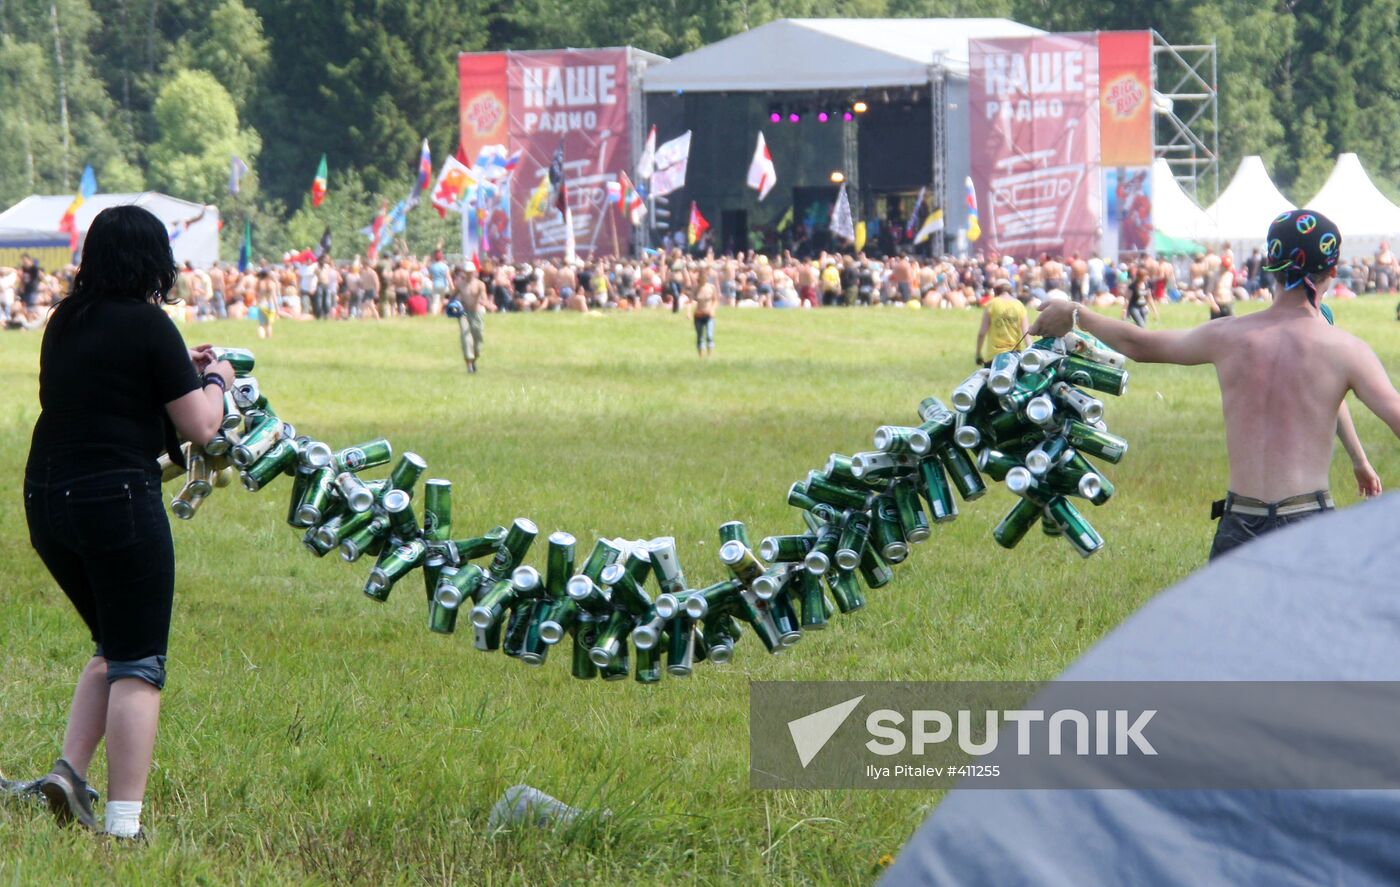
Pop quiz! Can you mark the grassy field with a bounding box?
[2,298,1399,885]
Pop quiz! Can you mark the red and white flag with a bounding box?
[745,131,777,201]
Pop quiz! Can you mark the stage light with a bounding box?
[817,111,829,123]
[830,171,845,183]
[852,101,868,114]
[770,112,781,123]
[788,112,800,123]
[843,111,854,121]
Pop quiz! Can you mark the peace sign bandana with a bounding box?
[1262,209,1341,297]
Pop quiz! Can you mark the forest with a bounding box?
[0,0,1395,255]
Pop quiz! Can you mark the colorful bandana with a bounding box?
[1262,209,1341,299]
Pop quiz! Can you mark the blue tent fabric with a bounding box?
[880,494,1400,886]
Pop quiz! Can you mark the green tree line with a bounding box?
[0,0,1396,257]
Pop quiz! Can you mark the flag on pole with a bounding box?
[524,175,552,221]
[965,176,981,242]
[314,226,333,259]
[637,125,657,180]
[364,202,388,261]
[311,154,328,207]
[905,185,927,239]
[237,220,252,272]
[430,155,475,217]
[548,141,565,187]
[776,206,794,233]
[609,172,646,225]
[416,139,433,192]
[229,156,249,196]
[745,132,777,201]
[914,209,945,245]
[687,201,709,247]
[855,221,867,253]
[57,165,98,250]
[651,131,691,197]
[830,183,855,242]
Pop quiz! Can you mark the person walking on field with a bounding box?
[1031,210,1393,560]
[690,282,717,357]
[13,205,236,839]
[448,265,486,373]
[975,282,1028,367]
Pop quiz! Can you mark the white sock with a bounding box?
[104,800,142,838]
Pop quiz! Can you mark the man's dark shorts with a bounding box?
[1208,491,1334,560]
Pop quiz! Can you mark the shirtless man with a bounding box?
[452,265,487,373]
[391,261,412,316]
[1031,210,1394,560]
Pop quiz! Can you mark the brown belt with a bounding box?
[1216,490,1334,519]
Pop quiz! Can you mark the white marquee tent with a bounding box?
[1303,153,1400,258]
[0,192,220,267]
[642,18,1045,92]
[1204,156,1294,249]
[1151,158,1216,245]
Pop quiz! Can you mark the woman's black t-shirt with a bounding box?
[27,299,201,478]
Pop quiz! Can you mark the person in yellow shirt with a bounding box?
[975,282,1029,366]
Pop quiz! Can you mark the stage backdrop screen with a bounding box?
[968,34,1102,258]
[459,48,633,261]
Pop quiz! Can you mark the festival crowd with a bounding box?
[6,241,1400,330]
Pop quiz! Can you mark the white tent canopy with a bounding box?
[1204,156,1294,249]
[642,18,1045,93]
[1303,153,1400,258]
[1151,158,1216,244]
[0,192,220,267]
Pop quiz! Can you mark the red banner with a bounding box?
[969,34,1102,258]
[458,54,509,166]
[1098,31,1153,167]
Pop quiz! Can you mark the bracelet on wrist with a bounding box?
[202,372,227,393]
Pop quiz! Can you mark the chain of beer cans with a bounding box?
[163,334,1127,683]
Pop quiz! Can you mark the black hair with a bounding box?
[51,205,177,329]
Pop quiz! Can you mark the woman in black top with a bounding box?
[1123,265,1158,328]
[21,206,234,838]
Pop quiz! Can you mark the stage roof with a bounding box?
[642,18,1045,93]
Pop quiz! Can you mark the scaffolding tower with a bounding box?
[1152,31,1219,203]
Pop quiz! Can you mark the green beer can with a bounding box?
[1046,496,1105,557]
[473,618,503,653]
[987,350,1022,396]
[299,440,333,471]
[321,507,370,550]
[999,371,1055,412]
[423,549,447,605]
[1025,434,1070,476]
[634,644,662,684]
[687,579,743,620]
[364,538,427,601]
[976,448,1020,483]
[848,452,916,483]
[804,518,842,575]
[545,531,576,599]
[589,610,633,668]
[577,536,624,582]
[571,616,599,679]
[858,544,893,589]
[665,616,696,676]
[797,570,829,629]
[806,473,872,511]
[487,517,538,581]
[332,438,393,475]
[918,395,952,423]
[1060,451,1114,504]
[993,496,1043,549]
[986,409,1039,450]
[1062,420,1128,464]
[825,568,866,614]
[211,346,255,376]
[1041,507,1065,537]
[951,368,990,412]
[759,534,815,563]
[736,591,784,654]
[230,377,260,411]
[386,452,428,495]
[381,488,419,541]
[296,467,337,527]
[340,514,389,562]
[718,520,751,548]
[335,471,377,512]
[1018,344,1064,374]
[874,425,933,456]
[1059,354,1129,397]
[428,567,462,635]
[219,391,241,432]
[702,615,739,664]
[302,524,336,558]
[751,564,798,601]
[770,592,802,648]
[834,511,870,571]
[647,537,687,595]
[453,525,508,561]
[719,540,766,588]
[631,612,666,650]
[600,562,652,617]
[871,494,909,563]
[787,481,820,512]
[502,603,532,659]
[1050,381,1105,423]
[937,443,987,501]
[241,437,298,492]
[565,575,611,617]
[422,479,453,542]
[1024,394,1057,428]
[286,467,316,527]
[230,414,284,468]
[892,481,931,543]
[601,646,631,682]
[470,574,520,630]
[517,599,553,666]
[186,450,214,497]
[538,597,579,645]
[952,414,983,451]
[918,459,959,523]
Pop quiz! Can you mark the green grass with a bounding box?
[3,298,1399,885]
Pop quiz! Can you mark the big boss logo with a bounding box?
[1103,73,1145,120]
[465,91,504,138]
